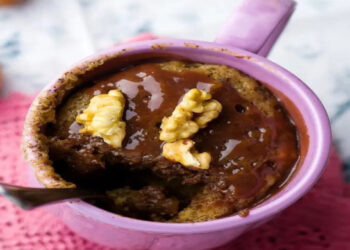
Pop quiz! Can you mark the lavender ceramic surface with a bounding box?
[25,0,331,249]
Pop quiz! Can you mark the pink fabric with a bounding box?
[0,66,3,89]
[0,35,349,249]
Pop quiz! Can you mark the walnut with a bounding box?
[162,139,211,170]
[160,89,222,142]
[159,89,222,170]
[76,89,126,148]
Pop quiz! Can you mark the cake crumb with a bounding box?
[238,209,250,217]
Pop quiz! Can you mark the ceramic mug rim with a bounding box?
[42,38,331,234]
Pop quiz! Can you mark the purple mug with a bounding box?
[26,0,331,249]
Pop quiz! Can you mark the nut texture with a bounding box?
[76,89,126,148]
[160,88,222,170]
[162,139,211,170]
[160,89,222,142]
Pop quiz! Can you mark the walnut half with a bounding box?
[160,88,222,143]
[76,89,126,148]
[160,88,222,170]
[162,139,211,170]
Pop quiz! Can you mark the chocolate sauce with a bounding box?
[85,63,299,199]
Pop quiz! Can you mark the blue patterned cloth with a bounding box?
[0,0,349,181]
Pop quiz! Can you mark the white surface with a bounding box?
[0,0,349,178]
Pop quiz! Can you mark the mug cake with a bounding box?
[23,60,299,222]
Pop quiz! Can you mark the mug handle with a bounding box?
[215,0,296,57]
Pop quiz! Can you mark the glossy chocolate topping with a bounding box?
[48,62,299,221]
[86,63,298,198]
